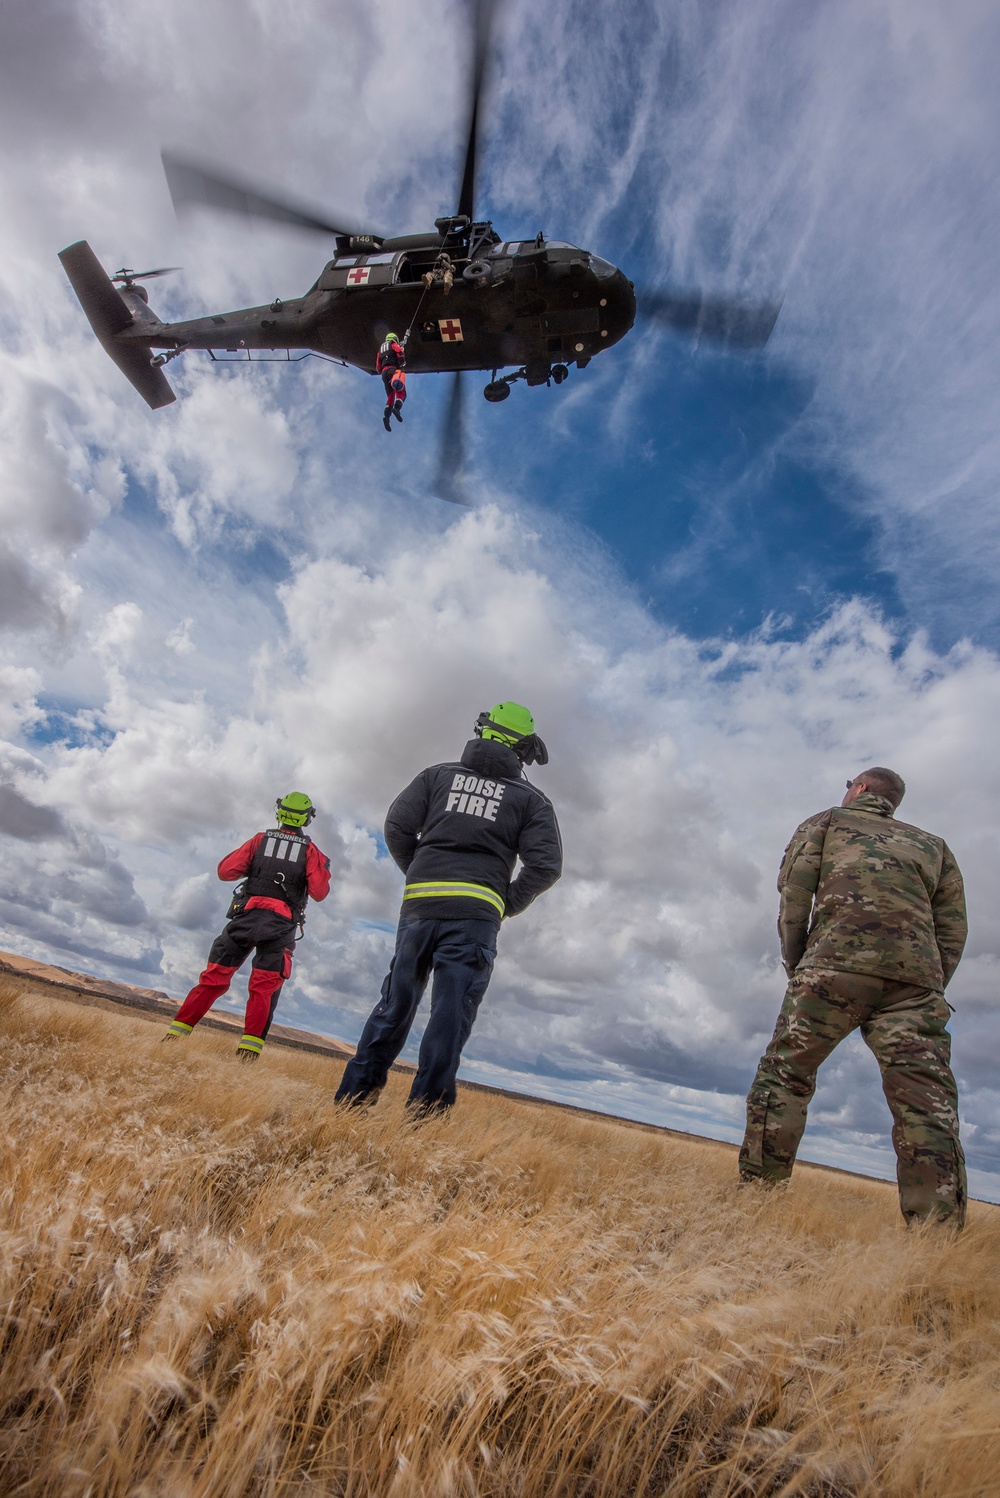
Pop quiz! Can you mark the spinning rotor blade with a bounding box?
[434,372,471,506]
[112,266,180,282]
[162,151,379,240]
[457,0,496,223]
[639,290,782,350]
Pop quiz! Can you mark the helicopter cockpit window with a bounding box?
[589,255,617,278]
[364,252,396,265]
[542,241,574,250]
[335,255,358,267]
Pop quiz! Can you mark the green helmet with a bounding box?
[385,331,399,343]
[474,702,549,765]
[275,791,315,828]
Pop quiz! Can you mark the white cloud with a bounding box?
[137,376,300,545]
[5,503,997,1185]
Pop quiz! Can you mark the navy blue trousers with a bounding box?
[335,918,497,1109]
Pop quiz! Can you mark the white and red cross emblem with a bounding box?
[439,318,464,342]
[345,266,371,287]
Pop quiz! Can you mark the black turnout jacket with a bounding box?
[384,738,562,928]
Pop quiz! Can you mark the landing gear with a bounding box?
[482,363,570,402]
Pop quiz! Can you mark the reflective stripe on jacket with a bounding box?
[402,880,506,917]
[385,738,562,928]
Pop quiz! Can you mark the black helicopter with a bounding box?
[58,2,780,500]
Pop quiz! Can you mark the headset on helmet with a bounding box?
[474,702,549,766]
[275,791,316,828]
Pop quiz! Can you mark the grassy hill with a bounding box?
[1,970,998,1497]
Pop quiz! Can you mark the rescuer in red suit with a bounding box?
[376,331,407,432]
[165,792,331,1060]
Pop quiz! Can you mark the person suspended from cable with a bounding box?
[377,330,407,432]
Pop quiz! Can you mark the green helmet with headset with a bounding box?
[275,791,316,829]
[474,702,549,765]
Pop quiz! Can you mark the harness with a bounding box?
[245,829,311,921]
[379,339,405,370]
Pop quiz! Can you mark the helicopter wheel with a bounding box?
[484,380,511,403]
[552,363,569,385]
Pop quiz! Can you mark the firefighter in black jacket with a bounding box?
[335,702,562,1111]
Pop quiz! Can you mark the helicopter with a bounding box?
[58,1,781,501]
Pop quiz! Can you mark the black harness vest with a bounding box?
[245,828,311,916]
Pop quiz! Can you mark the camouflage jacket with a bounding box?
[777,792,967,988]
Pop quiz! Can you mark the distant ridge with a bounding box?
[0,948,353,1061]
[0,946,869,1173]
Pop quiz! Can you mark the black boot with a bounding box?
[393,401,404,424]
[383,408,392,432]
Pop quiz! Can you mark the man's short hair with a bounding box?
[858,766,906,808]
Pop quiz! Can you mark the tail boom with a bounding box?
[58,241,176,409]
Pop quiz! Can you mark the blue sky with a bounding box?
[2,0,1000,1203]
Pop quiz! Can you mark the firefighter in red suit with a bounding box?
[165,792,331,1060]
[376,331,407,432]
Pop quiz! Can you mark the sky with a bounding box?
[3,0,1000,1201]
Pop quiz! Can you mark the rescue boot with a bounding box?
[383,407,392,432]
[237,1033,263,1063]
[393,401,404,423]
[334,1086,382,1110]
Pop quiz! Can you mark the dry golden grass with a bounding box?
[1,973,998,1497]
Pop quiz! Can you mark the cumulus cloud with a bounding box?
[6,501,994,1189]
[0,744,160,976]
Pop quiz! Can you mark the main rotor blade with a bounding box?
[162,151,379,240]
[435,372,471,506]
[639,289,782,350]
[457,0,496,223]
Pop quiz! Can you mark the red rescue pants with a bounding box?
[382,368,406,408]
[171,907,295,1043]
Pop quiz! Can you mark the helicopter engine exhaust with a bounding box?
[58,241,177,409]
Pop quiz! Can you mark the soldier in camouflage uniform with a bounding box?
[739,767,968,1225]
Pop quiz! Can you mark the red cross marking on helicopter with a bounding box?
[346,267,371,286]
[439,318,464,341]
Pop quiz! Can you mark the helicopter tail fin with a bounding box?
[58,241,177,409]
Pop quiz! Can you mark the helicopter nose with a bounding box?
[592,270,636,348]
[614,270,637,331]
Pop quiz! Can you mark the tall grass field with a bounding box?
[1,971,998,1496]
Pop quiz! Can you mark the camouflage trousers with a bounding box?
[739,967,966,1225]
